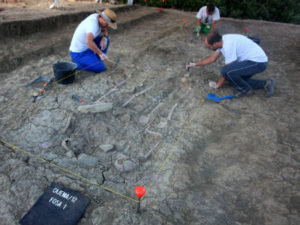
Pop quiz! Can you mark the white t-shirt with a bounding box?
[196,6,220,25]
[70,13,102,53]
[217,34,268,64]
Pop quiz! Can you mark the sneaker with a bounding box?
[264,78,274,98]
[232,88,254,98]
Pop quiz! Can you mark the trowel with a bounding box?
[206,93,235,103]
[107,56,120,73]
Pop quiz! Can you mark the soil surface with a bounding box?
[0,1,300,225]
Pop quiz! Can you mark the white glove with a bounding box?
[197,27,200,36]
[99,53,108,61]
[100,37,108,50]
[209,81,217,89]
[186,63,196,70]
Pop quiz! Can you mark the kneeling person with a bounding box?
[69,8,117,73]
[195,3,220,35]
[186,31,274,98]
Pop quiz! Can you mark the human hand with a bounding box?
[186,62,196,70]
[99,53,108,61]
[100,37,108,50]
[209,81,217,89]
[197,27,200,36]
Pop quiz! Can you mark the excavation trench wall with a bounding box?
[0,6,163,73]
[0,5,138,39]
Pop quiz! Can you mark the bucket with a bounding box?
[53,61,77,85]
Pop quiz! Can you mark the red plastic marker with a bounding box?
[135,186,146,213]
[158,7,162,11]
[184,18,186,23]
[144,0,147,2]
[162,0,165,3]
[245,26,248,31]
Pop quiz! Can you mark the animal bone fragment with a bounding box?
[157,118,167,128]
[145,128,162,137]
[122,84,154,107]
[167,89,190,121]
[61,113,73,134]
[122,95,135,107]
[135,84,153,97]
[143,142,160,160]
[96,88,117,102]
[78,102,113,113]
[139,103,164,125]
[96,78,127,102]
[167,103,178,121]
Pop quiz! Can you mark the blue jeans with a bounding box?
[70,36,110,73]
[221,61,268,93]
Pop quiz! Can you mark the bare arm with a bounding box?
[197,18,201,27]
[86,33,102,55]
[216,76,225,88]
[195,51,222,66]
[211,20,217,31]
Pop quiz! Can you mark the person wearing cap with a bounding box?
[195,3,220,36]
[186,31,275,98]
[69,8,117,73]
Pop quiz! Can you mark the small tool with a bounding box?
[184,66,190,78]
[70,94,83,102]
[27,76,52,90]
[106,56,120,73]
[31,90,44,103]
[206,93,235,103]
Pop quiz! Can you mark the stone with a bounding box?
[77,103,113,113]
[121,114,131,123]
[116,140,127,151]
[114,153,138,172]
[78,154,98,169]
[100,144,114,152]
[139,115,149,124]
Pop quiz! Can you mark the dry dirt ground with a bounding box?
[0,1,300,225]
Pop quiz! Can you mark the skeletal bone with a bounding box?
[139,103,164,125]
[96,88,117,102]
[61,113,73,134]
[135,84,153,97]
[78,102,113,113]
[96,79,127,102]
[167,89,190,121]
[122,85,154,107]
[122,95,136,107]
[167,103,178,121]
[144,142,161,160]
[145,128,162,137]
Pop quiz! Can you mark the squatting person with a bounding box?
[186,31,274,98]
[69,8,117,73]
[195,2,220,35]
